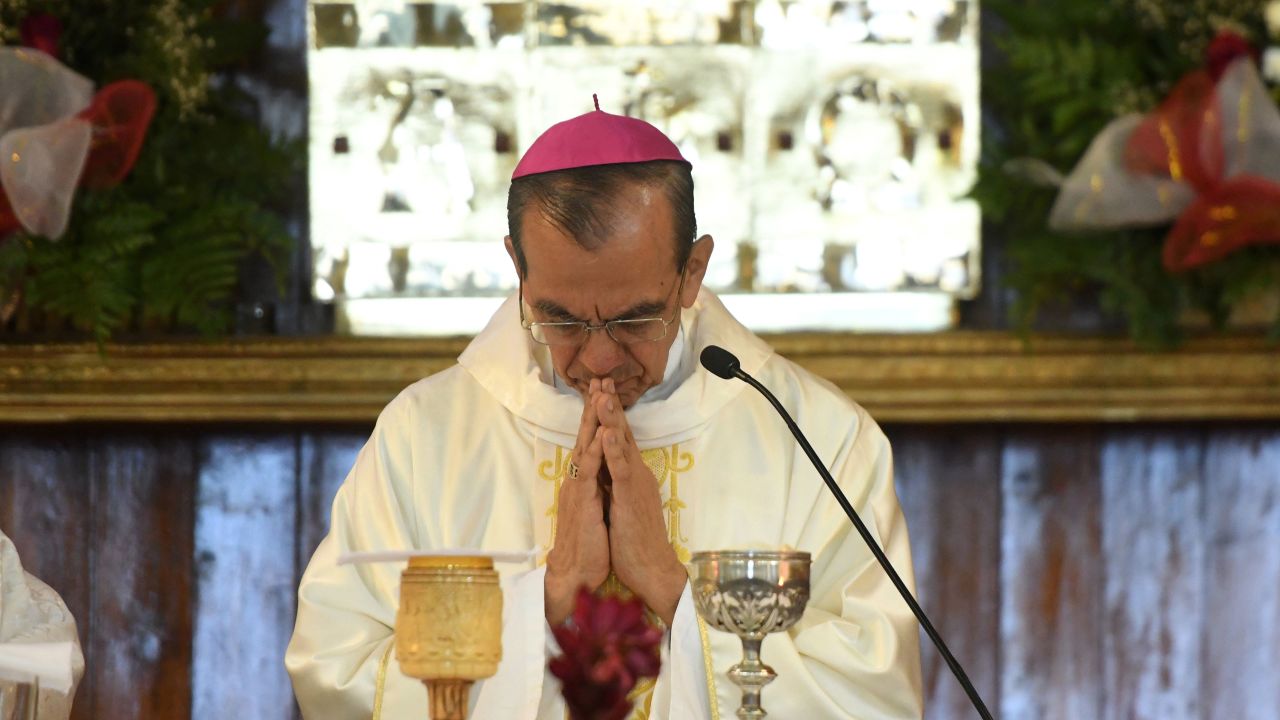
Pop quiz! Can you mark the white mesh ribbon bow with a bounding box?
[0,47,156,240]
[0,47,93,240]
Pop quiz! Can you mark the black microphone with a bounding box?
[699,344,740,379]
[699,344,994,720]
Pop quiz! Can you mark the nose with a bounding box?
[577,327,626,378]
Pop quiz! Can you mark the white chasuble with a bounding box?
[286,290,924,720]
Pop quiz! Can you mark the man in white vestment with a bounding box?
[0,528,85,719]
[287,104,924,719]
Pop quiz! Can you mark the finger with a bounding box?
[586,425,604,468]
[574,379,601,455]
[603,378,623,417]
[598,400,637,453]
[573,425,606,487]
[602,427,631,488]
[594,385,627,431]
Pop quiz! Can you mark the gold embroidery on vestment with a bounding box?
[538,446,570,564]
[372,639,394,720]
[696,612,722,720]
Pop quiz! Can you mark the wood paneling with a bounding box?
[89,435,197,720]
[296,431,366,585]
[4,423,1280,719]
[1000,428,1104,720]
[889,426,1002,719]
[0,433,92,720]
[291,432,364,720]
[192,436,299,720]
[1100,429,1205,720]
[1204,430,1280,720]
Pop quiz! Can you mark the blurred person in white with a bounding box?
[0,528,85,719]
[287,101,924,719]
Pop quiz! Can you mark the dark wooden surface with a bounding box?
[91,437,197,720]
[0,435,92,720]
[893,427,1002,718]
[3,423,1280,720]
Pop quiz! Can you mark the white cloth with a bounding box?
[0,48,95,239]
[0,529,85,719]
[286,289,924,719]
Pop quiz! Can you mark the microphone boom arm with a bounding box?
[731,367,995,720]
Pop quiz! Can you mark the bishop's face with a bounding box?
[507,185,711,409]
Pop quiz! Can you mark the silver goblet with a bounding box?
[689,550,811,719]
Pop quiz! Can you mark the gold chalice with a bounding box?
[395,556,503,720]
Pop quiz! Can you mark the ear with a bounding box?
[504,235,523,279]
[680,235,714,308]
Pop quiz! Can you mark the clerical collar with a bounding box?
[539,325,692,405]
[641,324,690,402]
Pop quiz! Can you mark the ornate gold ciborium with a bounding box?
[395,555,503,720]
[689,550,811,719]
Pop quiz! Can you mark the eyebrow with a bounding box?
[532,298,668,323]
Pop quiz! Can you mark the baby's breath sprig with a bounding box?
[149,0,211,118]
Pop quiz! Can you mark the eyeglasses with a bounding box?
[520,271,686,347]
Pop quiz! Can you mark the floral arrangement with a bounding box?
[975,0,1280,345]
[1,20,156,241]
[549,588,664,720]
[0,0,297,341]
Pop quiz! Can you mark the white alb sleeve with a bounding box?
[471,565,551,719]
[646,580,712,720]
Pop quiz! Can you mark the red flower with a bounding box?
[19,12,62,58]
[549,587,664,720]
[1205,30,1259,82]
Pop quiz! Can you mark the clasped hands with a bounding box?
[544,378,687,627]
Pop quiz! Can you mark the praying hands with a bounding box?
[544,378,688,627]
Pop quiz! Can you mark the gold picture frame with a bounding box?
[2,334,1276,423]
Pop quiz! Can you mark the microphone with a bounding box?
[699,344,740,379]
[699,344,994,720]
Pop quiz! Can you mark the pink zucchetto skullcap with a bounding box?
[511,94,688,179]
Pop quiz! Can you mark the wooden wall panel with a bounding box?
[290,430,366,720]
[192,436,299,720]
[888,425,1002,719]
[296,431,366,583]
[0,433,92,720]
[88,435,197,720]
[1100,429,1205,720]
[1204,429,1280,720]
[5,421,1280,719]
[1000,428,1104,720]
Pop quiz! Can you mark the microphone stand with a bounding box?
[730,366,995,720]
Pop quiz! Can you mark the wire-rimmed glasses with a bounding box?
[520,272,686,347]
